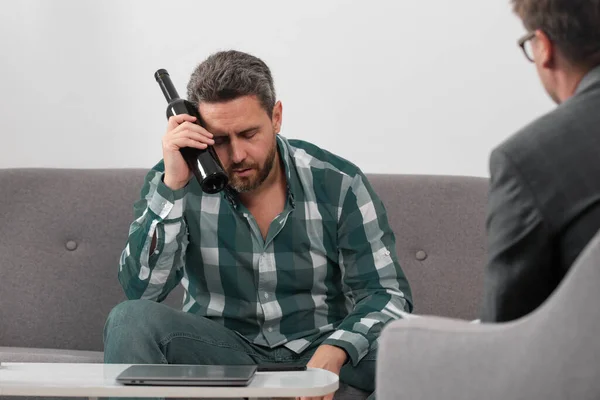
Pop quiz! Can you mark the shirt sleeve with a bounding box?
[322,173,413,366]
[118,162,190,302]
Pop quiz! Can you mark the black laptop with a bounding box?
[116,364,257,386]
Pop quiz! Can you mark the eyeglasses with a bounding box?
[518,31,536,62]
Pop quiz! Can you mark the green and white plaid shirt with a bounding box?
[119,135,413,365]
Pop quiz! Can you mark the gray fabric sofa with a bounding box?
[0,168,489,398]
[377,229,600,400]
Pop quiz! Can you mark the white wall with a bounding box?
[0,0,555,177]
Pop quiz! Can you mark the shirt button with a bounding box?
[267,327,273,333]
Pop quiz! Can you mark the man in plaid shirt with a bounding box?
[104,50,412,399]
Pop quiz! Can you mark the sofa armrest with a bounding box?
[376,317,524,400]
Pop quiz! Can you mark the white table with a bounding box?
[0,363,339,399]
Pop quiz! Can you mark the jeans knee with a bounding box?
[103,299,163,344]
[106,299,150,327]
[104,300,171,364]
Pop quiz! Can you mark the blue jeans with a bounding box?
[103,300,376,398]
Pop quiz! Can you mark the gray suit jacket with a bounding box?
[481,65,600,322]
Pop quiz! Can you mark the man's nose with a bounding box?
[230,140,247,165]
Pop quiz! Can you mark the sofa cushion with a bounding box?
[368,174,488,319]
[0,346,103,363]
[0,168,184,351]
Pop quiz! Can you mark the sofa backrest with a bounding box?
[0,169,488,351]
[368,174,488,319]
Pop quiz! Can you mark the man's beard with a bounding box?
[227,139,278,193]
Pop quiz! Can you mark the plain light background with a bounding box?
[0,0,555,177]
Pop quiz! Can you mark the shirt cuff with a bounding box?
[322,329,370,366]
[148,175,188,221]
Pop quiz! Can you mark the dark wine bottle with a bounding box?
[154,69,228,194]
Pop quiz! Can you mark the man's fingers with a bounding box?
[169,137,208,150]
[167,114,197,130]
[171,121,213,137]
[172,129,215,145]
[167,122,215,148]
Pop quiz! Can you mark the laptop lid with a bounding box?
[116,364,257,386]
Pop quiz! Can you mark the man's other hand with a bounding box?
[297,344,348,400]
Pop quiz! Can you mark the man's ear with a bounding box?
[535,29,555,69]
[272,101,283,134]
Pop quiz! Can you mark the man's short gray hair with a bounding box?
[187,50,276,118]
[512,0,600,67]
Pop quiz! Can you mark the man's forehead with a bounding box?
[210,125,261,137]
[199,97,267,135]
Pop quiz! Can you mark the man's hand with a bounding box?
[297,344,348,400]
[162,114,215,190]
